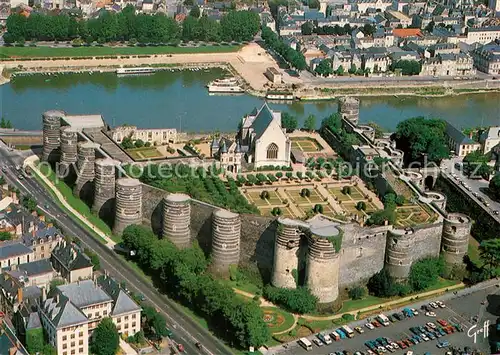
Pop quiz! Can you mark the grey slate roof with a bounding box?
[0,242,32,260]
[0,320,28,355]
[445,121,475,145]
[97,275,141,316]
[51,241,92,271]
[43,295,88,328]
[22,286,41,300]
[18,259,53,276]
[22,226,60,246]
[27,312,42,330]
[57,280,112,308]
[251,103,278,140]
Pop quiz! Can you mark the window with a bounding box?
[132,314,136,319]
[125,316,129,321]
[117,318,121,323]
[266,143,278,160]
[103,310,107,316]
[63,336,67,341]
[71,350,75,355]
[63,352,67,355]
[79,332,83,337]
[71,334,75,339]
[88,313,92,318]
[79,348,84,354]
[79,340,83,345]
[71,341,75,347]
[63,344,68,349]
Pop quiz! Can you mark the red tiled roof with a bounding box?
[392,28,423,38]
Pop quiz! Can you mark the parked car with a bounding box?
[436,301,446,308]
[372,320,382,328]
[393,313,404,321]
[366,323,375,330]
[426,322,437,329]
[355,326,364,334]
[421,305,431,312]
[429,302,439,309]
[437,319,449,327]
[437,340,450,348]
[410,308,419,315]
[312,338,323,347]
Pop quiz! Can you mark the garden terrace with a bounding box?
[291,137,323,153]
[395,202,438,227]
[326,183,382,219]
[126,147,164,160]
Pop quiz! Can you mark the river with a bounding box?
[1,69,499,132]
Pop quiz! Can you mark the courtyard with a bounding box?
[395,203,437,227]
[291,137,323,153]
[241,178,383,221]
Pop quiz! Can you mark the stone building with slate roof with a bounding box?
[210,137,244,173]
[38,278,141,355]
[51,241,93,283]
[97,274,142,336]
[238,103,291,169]
[444,121,481,157]
[22,225,62,261]
[0,318,29,355]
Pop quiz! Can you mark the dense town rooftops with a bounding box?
[392,28,423,38]
[0,242,32,260]
[97,275,141,316]
[18,259,53,277]
[51,241,93,271]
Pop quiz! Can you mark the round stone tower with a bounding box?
[73,142,99,198]
[113,178,142,236]
[441,213,471,265]
[271,218,305,289]
[162,193,192,248]
[92,158,120,214]
[305,224,342,304]
[42,110,65,162]
[210,209,241,274]
[426,191,447,211]
[59,126,79,173]
[338,97,360,125]
[385,228,413,279]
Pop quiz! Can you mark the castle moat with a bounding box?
[1,69,500,132]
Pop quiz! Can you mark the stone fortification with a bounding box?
[114,178,142,236]
[441,213,471,265]
[162,193,192,248]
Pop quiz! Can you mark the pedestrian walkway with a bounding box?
[25,155,116,248]
[119,338,138,355]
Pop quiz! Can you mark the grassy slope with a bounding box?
[1,45,241,58]
[38,163,121,242]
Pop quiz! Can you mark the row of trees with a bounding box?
[368,257,444,298]
[391,59,422,76]
[5,7,260,44]
[122,225,270,349]
[261,26,307,72]
[0,117,13,129]
[463,150,493,180]
[263,285,318,314]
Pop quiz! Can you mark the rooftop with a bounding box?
[61,114,105,129]
[392,28,423,38]
[57,280,113,308]
[0,242,32,261]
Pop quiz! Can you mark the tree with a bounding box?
[281,112,298,132]
[263,286,317,314]
[134,139,145,148]
[362,23,376,36]
[121,136,134,149]
[26,328,44,355]
[308,0,320,8]
[84,248,101,270]
[91,317,119,355]
[479,239,500,278]
[391,60,421,75]
[348,286,366,300]
[219,10,260,42]
[356,201,366,211]
[394,117,449,164]
[367,268,397,297]
[189,5,200,18]
[22,196,37,212]
[348,63,357,74]
[336,65,345,75]
[314,59,333,77]
[425,21,435,33]
[0,231,12,241]
[408,257,444,291]
[301,21,314,35]
[489,173,500,201]
[303,114,316,131]
[321,112,342,133]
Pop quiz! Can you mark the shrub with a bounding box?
[356,201,366,211]
[271,207,282,216]
[263,286,318,314]
[300,188,311,198]
[260,190,270,200]
[348,286,366,300]
[342,186,351,195]
[395,195,405,206]
[313,204,323,213]
[342,313,355,321]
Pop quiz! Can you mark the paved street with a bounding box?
[273,282,500,355]
[0,144,232,355]
[440,157,500,223]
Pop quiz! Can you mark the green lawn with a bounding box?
[262,307,295,334]
[37,163,121,242]
[340,295,385,313]
[468,237,482,267]
[1,44,241,58]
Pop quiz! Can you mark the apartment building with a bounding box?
[0,242,34,269]
[111,125,178,145]
[480,126,500,154]
[465,26,500,44]
[22,225,62,261]
[471,41,500,74]
[39,279,141,355]
[444,122,481,157]
[51,241,93,283]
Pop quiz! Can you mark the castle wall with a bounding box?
[339,224,389,286]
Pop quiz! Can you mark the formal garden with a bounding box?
[290,136,323,153]
[394,202,436,227]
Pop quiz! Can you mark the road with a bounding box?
[440,157,500,223]
[273,282,500,355]
[0,144,232,355]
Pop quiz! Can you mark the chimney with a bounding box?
[17,287,23,304]
[41,287,47,302]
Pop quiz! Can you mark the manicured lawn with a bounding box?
[340,295,385,313]
[1,44,241,58]
[126,147,163,160]
[223,278,262,296]
[424,278,462,292]
[262,307,295,334]
[37,163,121,242]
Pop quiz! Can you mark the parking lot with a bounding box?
[273,282,500,355]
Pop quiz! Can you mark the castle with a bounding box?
[40,101,472,304]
